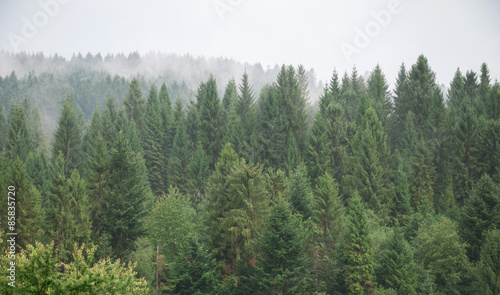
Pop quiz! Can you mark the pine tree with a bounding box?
[313,172,344,257]
[258,199,309,294]
[25,150,50,201]
[6,103,33,161]
[197,75,224,169]
[85,132,109,241]
[46,152,74,261]
[185,101,200,150]
[392,153,412,223]
[367,64,392,128]
[52,95,82,177]
[223,78,238,111]
[167,102,190,194]
[414,216,470,294]
[342,191,376,295]
[348,107,391,215]
[237,71,256,161]
[81,107,102,170]
[287,163,314,220]
[26,102,49,154]
[410,138,435,214]
[123,77,145,130]
[486,83,500,120]
[142,84,167,195]
[101,96,119,146]
[285,132,301,174]
[459,174,500,262]
[447,68,465,111]
[6,157,43,249]
[66,169,92,246]
[474,229,500,295]
[105,131,153,258]
[377,229,417,294]
[159,82,174,188]
[256,84,286,169]
[477,118,500,181]
[479,63,491,104]
[389,63,408,148]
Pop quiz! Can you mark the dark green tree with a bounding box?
[409,138,435,214]
[342,191,376,295]
[142,84,167,195]
[123,77,145,130]
[459,174,500,262]
[223,78,238,111]
[52,95,82,177]
[6,103,33,161]
[287,163,314,220]
[377,229,417,294]
[186,143,211,206]
[367,64,392,128]
[197,75,224,169]
[472,229,500,295]
[167,101,191,194]
[105,131,153,258]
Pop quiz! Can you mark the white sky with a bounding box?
[1,0,499,88]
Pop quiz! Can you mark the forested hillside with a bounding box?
[0,54,499,294]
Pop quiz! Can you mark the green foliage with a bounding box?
[0,241,149,294]
[287,163,314,220]
[104,131,153,258]
[410,139,435,214]
[377,229,417,294]
[472,229,500,295]
[414,216,470,294]
[367,65,392,128]
[168,102,191,194]
[6,103,33,161]
[52,95,82,177]
[342,192,376,295]
[258,199,309,294]
[123,77,145,130]
[459,174,500,262]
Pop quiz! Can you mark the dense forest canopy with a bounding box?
[0,53,499,294]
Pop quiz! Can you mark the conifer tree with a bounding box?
[6,103,33,161]
[237,71,256,161]
[186,143,210,206]
[65,169,92,246]
[185,101,200,150]
[223,78,238,111]
[0,103,6,152]
[392,153,412,223]
[342,191,376,295]
[473,229,500,295]
[447,68,465,111]
[52,95,82,177]
[6,157,43,249]
[479,63,491,103]
[313,172,344,257]
[367,64,392,128]
[167,103,190,194]
[85,132,109,241]
[287,163,314,220]
[477,118,500,181]
[26,102,49,154]
[377,229,417,294]
[258,199,309,294]
[159,82,174,185]
[142,84,167,195]
[410,138,435,214]
[348,107,391,215]
[197,75,224,169]
[81,107,102,169]
[105,131,153,258]
[25,150,50,201]
[459,174,500,262]
[486,83,500,120]
[101,96,119,145]
[123,77,145,130]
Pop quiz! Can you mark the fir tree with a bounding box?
[447,68,465,111]
[6,103,33,161]
[197,75,224,169]
[167,104,190,194]
[410,138,435,214]
[223,78,238,111]
[52,95,82,177]
[459,174,500,262]
[258,199,309,294]
[142,84,167,195]
[6,157,43,249]
[342,192,376,295]
[287,163,314,220]
[123,77,145,130]
[473,229,500,295]
[105,131,153,258]
[100,96,119,145]
[65,169,92,247]
[377,229,417,294]
[367,64,392,128]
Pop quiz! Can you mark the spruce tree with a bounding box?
[167,103,190,194]
[186,143,210,206]
[197,75,224,169]
[258,199,309,294]
[0,103,6,152]
[105,131,153,258]
[348,107,391,215]
[474,229,500,295]
[6,103,33,161]
[287,163,314,220]
[142,84,167,195]
[6,157,43,249]
[65,169,92,247]
[392,153,412,223]
[410,138,435,214]
[459,174,500,262]
[447,68,465,111]
[342,191,376,295]
[223,78,238,111]
[477,118,500,181]
[377,229,417,294]
[52,95,82,177]
[123,77,145,130]
[81,107,102,170]
[100,96,119,146]
[367,64,392,128]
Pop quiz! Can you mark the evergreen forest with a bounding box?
[0,52,499,294]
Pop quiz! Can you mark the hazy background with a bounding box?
[1,0,499,88]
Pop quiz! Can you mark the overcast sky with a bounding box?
[1,0,499,88]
